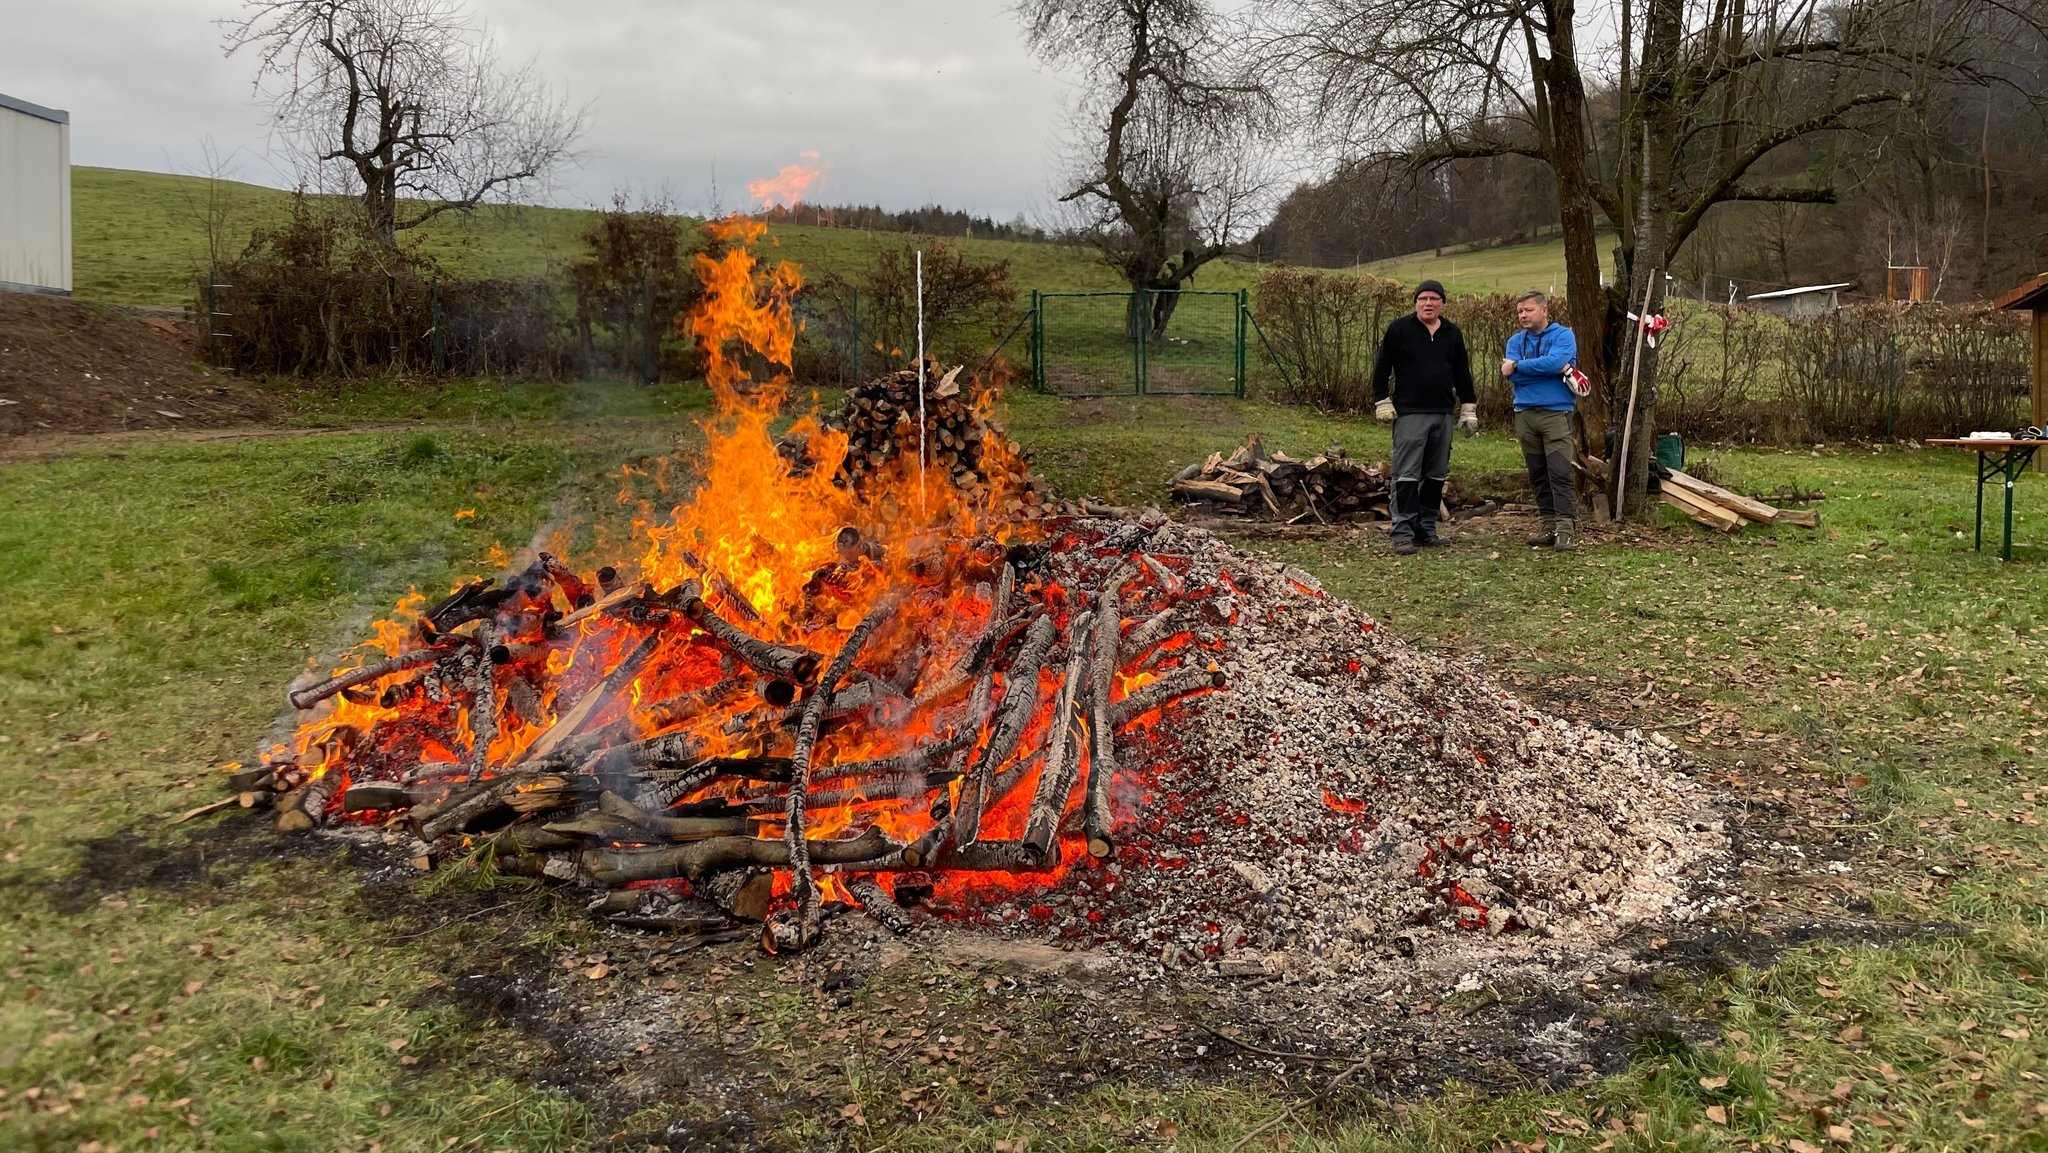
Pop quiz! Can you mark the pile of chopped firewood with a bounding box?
[819,363,1047,516]
[1658,468,1820,532]
[1169,434,1486,523]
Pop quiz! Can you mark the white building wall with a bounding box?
[0,94,72,294]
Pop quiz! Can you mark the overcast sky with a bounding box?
[0,0,1084,220]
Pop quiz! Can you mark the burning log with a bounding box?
[341,781,442,814]
[782,596,902,950]
[596,791,755,840]
[422,578,522,633]
[463,632,499,783]
[956,614,1058,845]
[1108,662,1227,730]
[1084,575,1130,860]
[1121,606,1181,660]
[413,770,551,841]
[288,648,445,711]
[276,770,343,832]
[698,868,775,921]
[539,552,593,609]
[683,591,823,683]
[1021,610,1095,862]
[581,825,898,885]
[846,877,914,935]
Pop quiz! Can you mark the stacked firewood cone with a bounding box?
[822,363,1048,517]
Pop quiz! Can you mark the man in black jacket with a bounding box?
[1371,280,1478,554]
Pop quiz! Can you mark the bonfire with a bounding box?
[241,219,1224,951]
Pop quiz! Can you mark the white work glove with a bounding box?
[1457,403,1479,437]
[1374,398,1396,424]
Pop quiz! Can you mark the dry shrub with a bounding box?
[1654,305,1787,441]
[1647,302,2027,444]
[1249,266,1404,410]
[1900,305,2031,435]
[566,195,696,380]
[802,239,1020,384]
[208,195,566,378]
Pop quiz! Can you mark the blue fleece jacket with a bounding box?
[1504,323,1578,411]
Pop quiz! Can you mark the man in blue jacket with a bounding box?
[1501,290,1579,551]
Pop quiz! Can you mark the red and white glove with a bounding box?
[1457,403,1479,436]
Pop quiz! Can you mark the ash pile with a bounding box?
[933,519,1725,986]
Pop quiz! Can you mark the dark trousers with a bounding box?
[1514,408,1576,520]
[1390,412,1453,542]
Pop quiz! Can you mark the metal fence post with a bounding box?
[431,274,444,374]
[206,272,216,368]
[1029,290,1043,392]
[1135,290,1148,395]
[1235,287,1249,398]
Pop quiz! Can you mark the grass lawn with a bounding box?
[5,384,2047,1151]
[1360,231,1621,297]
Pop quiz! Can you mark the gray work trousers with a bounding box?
[1389,412,1453,543]
[1514,408,1577,521]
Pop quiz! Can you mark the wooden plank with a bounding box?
[1773,508,1820,528]
[1660,485,1744,532]
[1661,492,1739,533]
[1665,470,1781,523]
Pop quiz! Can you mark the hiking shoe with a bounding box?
[1392,538,1419,556]
[1418,534,1445,547]
[1526,521,1556,548]
[1551,520,1577,552]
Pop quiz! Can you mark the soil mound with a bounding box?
[0,292,274,437]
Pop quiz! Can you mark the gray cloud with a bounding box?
[1,0,1081,219]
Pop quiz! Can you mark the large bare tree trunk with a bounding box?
[1542,1,1611,443]
[1618,0,1682,518]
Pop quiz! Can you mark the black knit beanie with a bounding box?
[1414,279,1447,301]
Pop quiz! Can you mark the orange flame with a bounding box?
[745,151,826,209]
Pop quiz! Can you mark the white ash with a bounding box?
[946,517,1725,999]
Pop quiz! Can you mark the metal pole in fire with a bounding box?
[916,249,927,515]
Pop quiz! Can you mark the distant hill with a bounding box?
[1357,233,1619,298]
[70,167,1270,308]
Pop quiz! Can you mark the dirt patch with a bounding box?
[0,291,274,438]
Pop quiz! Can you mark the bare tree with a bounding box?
[224,0,584,250]
[1252,0,1612,435]
[1019,0,1274,339]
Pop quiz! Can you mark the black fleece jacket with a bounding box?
[1369,314,1477,414]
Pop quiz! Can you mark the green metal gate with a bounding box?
[1028,288,1251,397]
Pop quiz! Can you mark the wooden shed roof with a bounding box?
[1994,273,2048,311]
